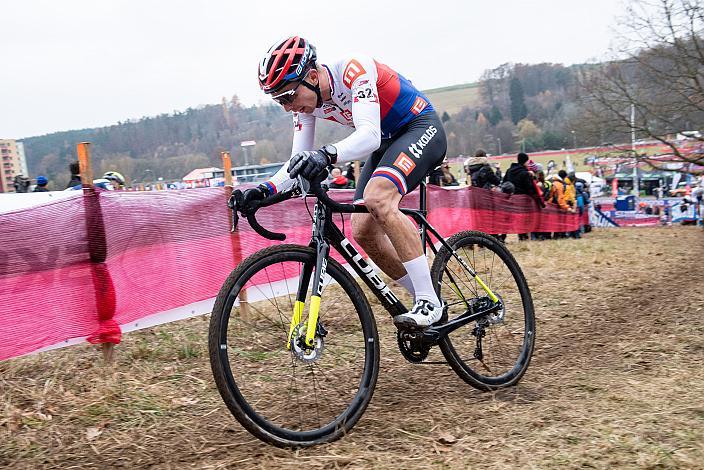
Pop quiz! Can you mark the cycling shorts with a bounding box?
[353,111,447,203]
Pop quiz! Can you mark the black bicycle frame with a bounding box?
[308,182,501,332]
[243,180,503,341]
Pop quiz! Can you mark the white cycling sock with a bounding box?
[402,255,440,306]
[394,272,415,297]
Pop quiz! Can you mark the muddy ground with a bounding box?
[2,226,703,469]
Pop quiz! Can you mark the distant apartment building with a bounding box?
[0,139,29,193]
[16,142,28,176]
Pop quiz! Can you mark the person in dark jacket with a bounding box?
[464,149,500,189]
[33,175,49,192]
[429,158,459,186]
[503,153,539,240]
[66,161,81,189]
[343,162,356,189]
[503,153,538,196]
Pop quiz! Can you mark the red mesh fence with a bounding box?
[0,185,580,360]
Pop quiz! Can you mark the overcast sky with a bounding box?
[2,0,627,139]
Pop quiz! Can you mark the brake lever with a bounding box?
[228,191,242,233]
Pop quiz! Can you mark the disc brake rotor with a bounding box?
[290,323,325,363]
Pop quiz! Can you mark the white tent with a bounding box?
[181,167,222,182]
[576,172,605,195]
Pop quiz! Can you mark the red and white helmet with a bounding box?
[258,36,317,94]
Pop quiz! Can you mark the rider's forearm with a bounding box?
[263,113,317,194]
[262,163,296,194]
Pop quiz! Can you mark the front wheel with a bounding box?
[208,244,379,448]
[431,231,535,390]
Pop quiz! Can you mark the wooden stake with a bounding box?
[77,142,93,186]
[222,151,250,317]
[78,142,117,363]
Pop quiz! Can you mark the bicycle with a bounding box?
[208,177,535,448]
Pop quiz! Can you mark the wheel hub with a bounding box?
[290,323,325,363]
[486,294,505,325]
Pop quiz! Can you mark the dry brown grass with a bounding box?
[2,227,704,469]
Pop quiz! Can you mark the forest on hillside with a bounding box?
[22,62,594,188]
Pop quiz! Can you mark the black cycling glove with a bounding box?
[288,150,330,180]
[236,184,269,212]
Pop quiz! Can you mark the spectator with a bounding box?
[67,161,81,188]
[692,185,704,226]
[549,170,574,239]
[442,158,459,186]
[13,175,31,193]
[33,175,49,192]
[535,169,552,240]
[569,171,587,188]
[329,167,351,189]
[503,153,540,241]
[564,174,577,211]
[494,162,502,181]
[430,158,458,187]
[464,149,500,189]
[693,184,703,205]
[503,153,539,196]
[343,162,356,189]
[525,160,545,204]
[549,170,571,211]
[574,181,591,238]
[104,171,126,190]
[67,170,126,191]
[429,165,443,186]
[537,169,551,201]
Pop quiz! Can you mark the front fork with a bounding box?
[287,203,329,350]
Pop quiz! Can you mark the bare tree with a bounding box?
[579,0,704,174]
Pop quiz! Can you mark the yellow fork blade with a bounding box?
[286,300,305,350]
[305,295,321,347]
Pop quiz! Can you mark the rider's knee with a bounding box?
[364,181,400,221]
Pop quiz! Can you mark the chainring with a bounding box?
[397,330,431,363]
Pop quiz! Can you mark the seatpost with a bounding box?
[419,178,427,214]
[419,178,428,253]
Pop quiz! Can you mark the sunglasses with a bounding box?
[271,80,304,106]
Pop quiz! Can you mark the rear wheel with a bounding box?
[431,231,535,390]
[208,244,379,448]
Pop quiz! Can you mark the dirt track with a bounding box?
[2,226,704,469]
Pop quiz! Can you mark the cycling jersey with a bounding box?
[263,55,437,195]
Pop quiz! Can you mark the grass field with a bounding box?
[423,82,482,116]
[2,227,703,468]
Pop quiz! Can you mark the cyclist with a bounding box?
[241,36,447,328]
[67,170,126,191]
